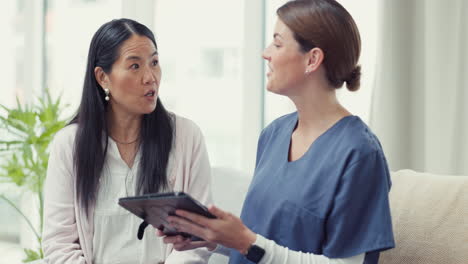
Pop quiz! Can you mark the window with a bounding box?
[46,0,123,115]
[153,0,246,170]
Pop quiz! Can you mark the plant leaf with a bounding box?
[1,154,26,186]
[22,248,41,262]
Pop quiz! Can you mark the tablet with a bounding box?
[118,191,215,241]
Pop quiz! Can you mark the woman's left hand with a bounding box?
[167,205,256,254]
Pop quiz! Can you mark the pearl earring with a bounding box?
[104,88,110,101]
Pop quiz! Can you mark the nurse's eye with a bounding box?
[130,63,139,69]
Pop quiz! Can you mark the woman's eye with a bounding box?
[152,60,159,66]
[130,64,139,69]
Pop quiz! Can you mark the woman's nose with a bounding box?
[142,68,156,84]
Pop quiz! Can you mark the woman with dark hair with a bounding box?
[162,0,395,263]
[42,18,212,263]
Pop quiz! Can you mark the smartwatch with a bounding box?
[244,244,265,263]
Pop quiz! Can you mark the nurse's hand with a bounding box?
[164,205,256,254]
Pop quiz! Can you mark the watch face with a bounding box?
[245,244,265,263]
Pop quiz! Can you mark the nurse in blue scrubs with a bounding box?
[161,0,395,263]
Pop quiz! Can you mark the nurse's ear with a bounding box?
[304,47,324,74]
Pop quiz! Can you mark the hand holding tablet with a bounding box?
[118,192,215,241]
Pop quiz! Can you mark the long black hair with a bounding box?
[70,18,174,215]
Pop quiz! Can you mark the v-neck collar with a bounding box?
[107,137,142,170]
[285,113,355,164]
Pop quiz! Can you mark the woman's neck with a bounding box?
[289,80,351,134]
[107,107,142,143]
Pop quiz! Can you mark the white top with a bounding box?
[92,137,167,264]
[43,115,213,264]
[214,235,365,264]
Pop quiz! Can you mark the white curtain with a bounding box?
[370,0,468,175]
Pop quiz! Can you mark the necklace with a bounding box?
[110,136,139,145]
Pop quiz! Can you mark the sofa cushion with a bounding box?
[380,170,468,264]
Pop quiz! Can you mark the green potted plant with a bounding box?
[0,90,68,263]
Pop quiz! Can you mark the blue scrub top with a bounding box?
[229,113,395,264]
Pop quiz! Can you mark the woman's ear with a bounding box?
[94,66,109,89]
[304,47,324,74]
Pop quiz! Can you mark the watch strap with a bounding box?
[244,235,266,263]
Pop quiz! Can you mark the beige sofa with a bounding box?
[380,170,468,264]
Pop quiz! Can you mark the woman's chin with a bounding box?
[147,105,158,114]
[266,84,274,92]
[139,104,157,115]
[145,99,158,113]
[266,85,282,95]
